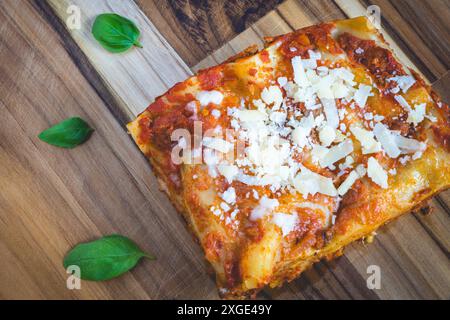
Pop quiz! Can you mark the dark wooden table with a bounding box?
[0,0,449,299]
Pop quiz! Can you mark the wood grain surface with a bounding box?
[0,0,449,300]
[135,0,283,66]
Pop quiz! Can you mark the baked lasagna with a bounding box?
[127,16,450,299]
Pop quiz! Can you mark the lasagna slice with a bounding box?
[127,17,450,299]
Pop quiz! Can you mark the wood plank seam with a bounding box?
[413,214,450,258]
[46,0,193,118]
[34,0,131,126]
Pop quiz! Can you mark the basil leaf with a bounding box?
[38,117,93,148]
[92,13,143,53]
[63,234,154,281]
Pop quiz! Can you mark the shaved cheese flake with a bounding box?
[315,75,335,99]
[220,202,230,212]
[293,86,316,107]
[203,148,219,165]
[306,69,320,84]
[236,109,267,122]
[203,137,233,153]
[388,75,416,93]
[394,135,426,153]
[291,56,310,87]
[211,109,221,119]
[373,122,426,157]
[320,97,339,129]
[425,114,437,122]
[319,125,336,147]
[273,213,298,236]
[307,103,322,110]
[277,76,288,87]
[217,164,238,183]
[196,90,223,106]
[337,170,359,196]
[252,99,266,112]
[291,126,309,148]
[270,111,287,125]
[308,50,321,60]
[332,82,351,99]
[367,157,388,188]
[407,103,426,126]
[330,67,355,85]
[300,112,316,129]
[394,95,428,126]
[319,139,354,168]
[353,84,373,108]
[350,125,382,154]
[291,115,315,147]
[261,85,283,110]
[221,186,236,204]
[355,164,367,177]
[317,66,329,76]
[301,59,317,69]
[394,94,410,110]
[311,144,329,164]
[315,114,325,127]
[334,130,346,143]
[293,167,337,197]
[412,151,423,160]
[373,123,401,158]
[250,196,279,220]
[388,168,397,175]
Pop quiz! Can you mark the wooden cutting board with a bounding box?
[0,0,448,299]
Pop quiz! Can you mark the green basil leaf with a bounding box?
[92,13,142,53]
[63,234,154,281]
[38,117,93,148]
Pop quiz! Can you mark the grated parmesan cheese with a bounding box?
[319,139,354,168]
[211,109,221,119]
[293,166,338,197]
[388,75,416,93]
[367,157,388,188]
[319,125,336,147]
[261,85,283,110]
[320,98,339,129]
[217,165,238,183]
[236,109,268,122]
[373,123,401,158]
[291,56,310,87]
[221,187,236,204]
[337,170,359,196]
[350,125,381,154]
[353,84,373,108]
[203,137,233,153]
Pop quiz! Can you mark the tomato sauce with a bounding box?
[338,32,405,85]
